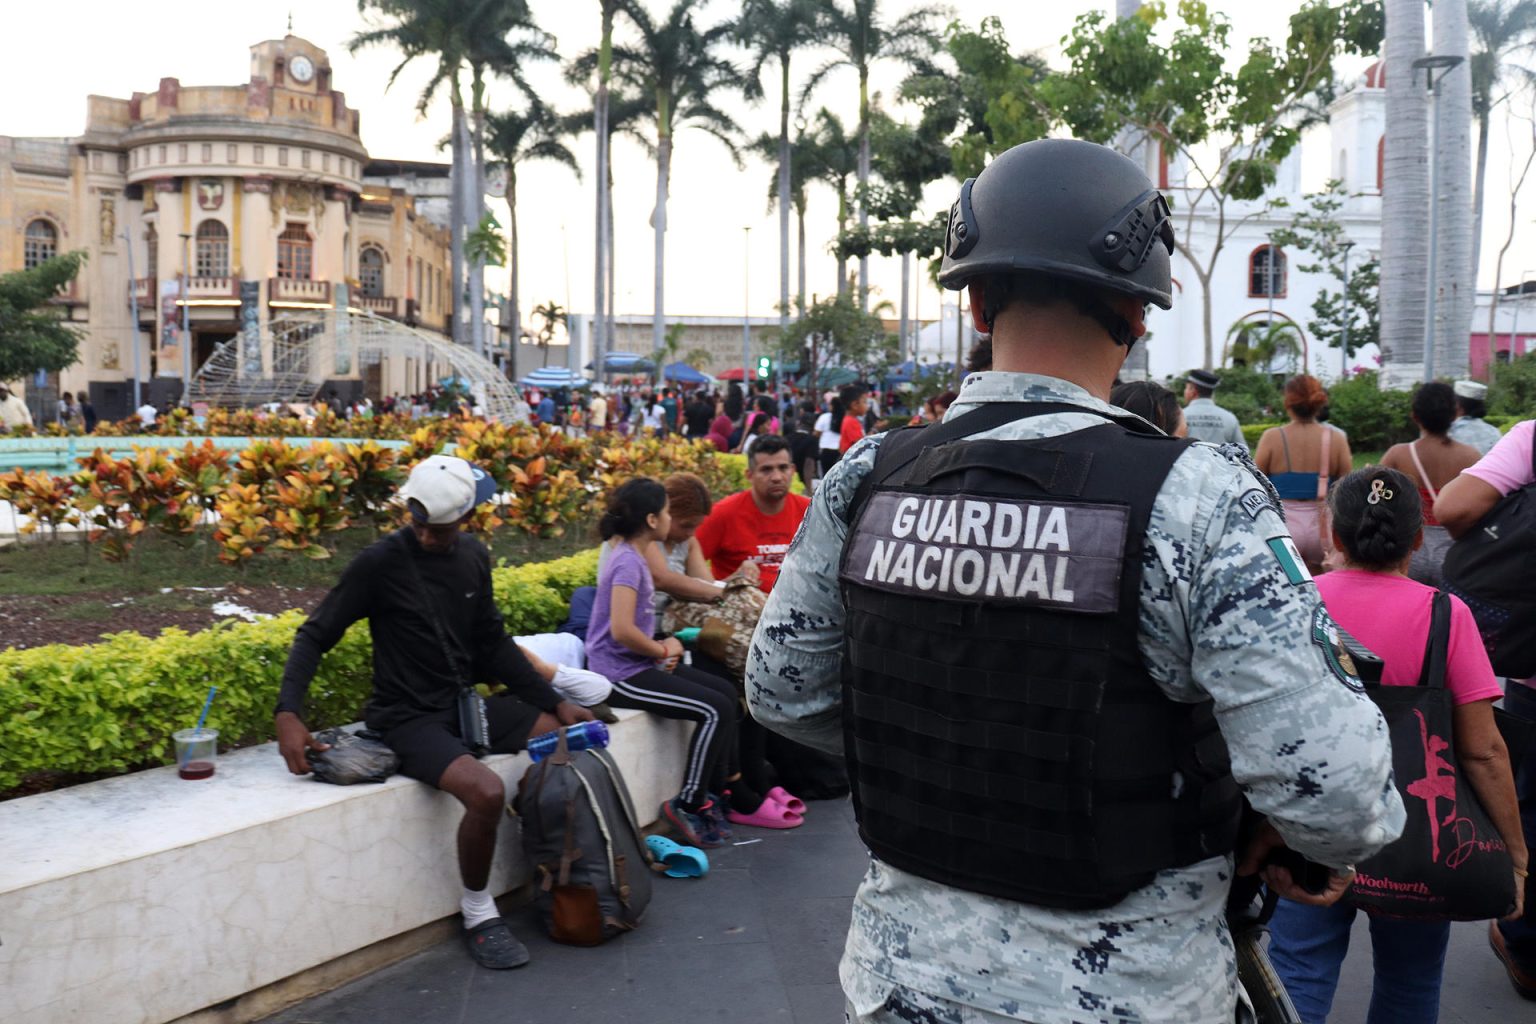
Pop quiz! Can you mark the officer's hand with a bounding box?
[1262,862,1356,907]
[554,700,595,727]
[275,711,329,775]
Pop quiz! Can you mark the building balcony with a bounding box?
[268,278,332,307]
[131,277,156,304]
[185,276,239,300]
[356,295,397,317]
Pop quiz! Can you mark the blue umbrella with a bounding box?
[663,362,711,384]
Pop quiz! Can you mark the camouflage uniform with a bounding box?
[1448,415,1503,456]
[748,371,1404,1024]
[1181,397,1247,451]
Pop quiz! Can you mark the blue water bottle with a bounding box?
[527,720,611,762]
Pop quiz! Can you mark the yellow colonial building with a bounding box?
[0,34,453,421]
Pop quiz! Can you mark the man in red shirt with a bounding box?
[696,435,810,593]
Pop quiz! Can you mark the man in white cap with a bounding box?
[0,383,33,430]
[1449,379,1503,455]
[1181,368,1248,449]
[273,454,593,970]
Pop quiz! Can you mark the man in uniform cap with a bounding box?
[274,455,593,970]
[1181,367,1247,449]
[747,138,1401,1023]
[1449,379,1503,455]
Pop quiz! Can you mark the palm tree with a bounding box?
[803,0,942,310]
[800,109,860,299]
[1434,0,1475,378]
[750,123,816,316]
[351,0,474,345]
[736,0,821,341]
[1470,1,1536,281]
[532,300,568,367]
[483,103,581,373]
[608,1,744,362]
[1381,0,1432,386]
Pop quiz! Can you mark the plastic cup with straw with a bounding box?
[175,685,220,780]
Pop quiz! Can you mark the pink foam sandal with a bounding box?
[767,786,807,815]
[727,800,803,829]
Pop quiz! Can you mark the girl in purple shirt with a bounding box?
[586,478,744,847]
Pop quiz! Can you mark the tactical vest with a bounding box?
[838,402,1243,910]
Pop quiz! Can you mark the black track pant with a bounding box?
[607,665,739,805]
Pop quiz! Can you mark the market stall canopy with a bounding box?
[663,362,712,384]
[585,352,656,374]
[520,366,591,389]
[713,367,748,381]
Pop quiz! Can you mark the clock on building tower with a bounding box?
[289,54,314,84]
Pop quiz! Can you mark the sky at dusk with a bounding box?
[3,2,1520,328]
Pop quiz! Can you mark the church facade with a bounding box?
[0,35,453,422]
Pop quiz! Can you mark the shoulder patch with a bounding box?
[1265,535,1313,586]
[1239,489,1273,521]
[1310,604,1365,692]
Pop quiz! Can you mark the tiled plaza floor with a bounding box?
[263,797,1531,1024]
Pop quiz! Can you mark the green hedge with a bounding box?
[0,548,601,791]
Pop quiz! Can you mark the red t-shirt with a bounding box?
[694,489,811,593]
[839,415,865,453]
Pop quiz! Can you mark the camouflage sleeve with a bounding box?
[1139,444,1405,868]
[745,434,884,756]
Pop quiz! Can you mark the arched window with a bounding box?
[195,219,229,278]
[277,223,313,280]
[359,245,386,297]
[1249,245,1287,298]
[23,219,58,269]
[144,224,158,279]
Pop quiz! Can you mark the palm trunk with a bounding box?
[449,97,467,345]
[653,115,672,364]
[469,74,488,358]
[835,183,849,296]
[856,68,871,311]
[1473,108,1491,287]
[1382,0,1430,386]
[796,200,807,315]
[778,58,792,338]
[508,172,520,382]
[593,3,615,375]
[607,163,616,353]
[1432,0,1474,378]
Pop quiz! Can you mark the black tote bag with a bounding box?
[1344,592,1517,921]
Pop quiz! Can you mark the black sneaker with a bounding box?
[464,918,530,969]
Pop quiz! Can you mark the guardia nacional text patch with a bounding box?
[840,491,1128,611]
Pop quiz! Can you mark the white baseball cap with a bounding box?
[397,455,497,524]
[1453,380,1488,401]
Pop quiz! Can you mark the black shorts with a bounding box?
[381,695,545,786]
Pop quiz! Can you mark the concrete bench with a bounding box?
[0,709,688,1024]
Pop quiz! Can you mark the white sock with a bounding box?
[461,886,499,929]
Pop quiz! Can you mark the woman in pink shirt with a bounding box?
[1267,467,1526,1024]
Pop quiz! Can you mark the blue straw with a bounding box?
[193,685,218,735]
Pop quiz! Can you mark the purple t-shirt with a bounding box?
[585,542,657,682]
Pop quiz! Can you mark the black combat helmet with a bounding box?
[938,139,1175,315]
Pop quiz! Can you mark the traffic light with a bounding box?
[756,355,772,380]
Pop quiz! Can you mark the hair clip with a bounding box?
[1367,479,1394,505]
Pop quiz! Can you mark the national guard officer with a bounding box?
[1182,368,1247,449]
[745,138,1404,1024]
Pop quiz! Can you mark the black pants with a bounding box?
[690,651,774,796]
[608,665,739,805]
[819,448,841,477]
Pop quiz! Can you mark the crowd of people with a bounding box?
[169,132,1535,1022]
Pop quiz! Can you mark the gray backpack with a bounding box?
[513,739,655,945]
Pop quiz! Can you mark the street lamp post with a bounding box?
[179,231,193,400]
[121,228,142,412]
[742,226,751,389]
[1412,53,1466,383]
[1339,240,1356,380]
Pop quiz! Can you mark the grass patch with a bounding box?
[46,593,206,621]
[0,520,598,599]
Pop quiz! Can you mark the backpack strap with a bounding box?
[1417,590,1453,689]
